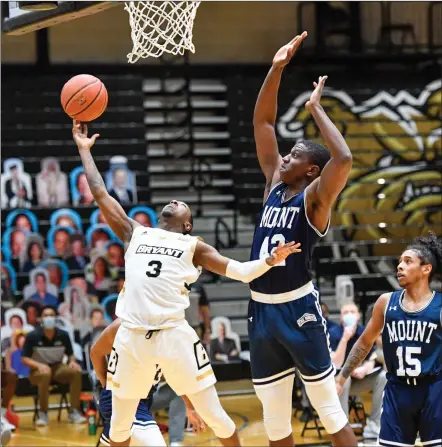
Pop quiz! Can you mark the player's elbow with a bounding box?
[335,151,353,166]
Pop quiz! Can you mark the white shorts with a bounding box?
[107,320,216,399]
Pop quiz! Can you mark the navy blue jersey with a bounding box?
[250,182,328,295]
[382,290,442,379]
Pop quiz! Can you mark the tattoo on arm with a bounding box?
[79,150,106,197]
[341,345,370,379]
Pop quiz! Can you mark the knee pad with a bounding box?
[187,385,236,439]
[303,373,348,434]
[254,375,294,441]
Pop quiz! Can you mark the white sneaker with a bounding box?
[68,409,87,424]
[35,411,49,426]
[363,420,380,439]
[1,416,15,432]
[170,443,184,447]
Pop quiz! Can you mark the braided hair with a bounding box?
[406,231,442,282]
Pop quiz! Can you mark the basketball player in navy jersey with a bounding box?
[250,31,357,446]
[336,232,442,447]
[90,319,206,447]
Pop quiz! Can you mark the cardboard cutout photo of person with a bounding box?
[58,285,90,330]
[21,235,46,273]
[90,209,108,226]
[128,206,157,228]
[50,209,82,233]
[1,307,35,342]
[105,156,137,205]
[105,241,124,268]
[5,209,39,233]
[47,225,74,258]
[2,227,30,270]
[86,224,116,251]
[1,263,17,294]
[23,268,58,307]
[40,259,69,290]
[1,159,33,209]
[36,157,69,207]
[101,294,118,322]
[70,166,95,206]
[20,301,42,327]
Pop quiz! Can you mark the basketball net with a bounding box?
[125,1,201,63]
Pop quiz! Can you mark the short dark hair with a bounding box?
[90,308,104,319]
[406,231,442,281]
[34,272,46,283]
[70,234,85,245]
[300,139,331,174]
[41,305,58,315]
[27,241,42,259]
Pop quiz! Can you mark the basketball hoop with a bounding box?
[125,1,201,63]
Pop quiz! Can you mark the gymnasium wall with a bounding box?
[1,1,433,64]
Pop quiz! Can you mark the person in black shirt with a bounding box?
[21,306,86,426]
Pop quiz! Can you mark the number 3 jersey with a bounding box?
[382,290,442,379]
[116,226,202,330]
[250,182,329,301]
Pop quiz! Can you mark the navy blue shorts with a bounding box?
[379,376,442,447]
[248,290,333,387]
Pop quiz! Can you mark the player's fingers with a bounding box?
[289,35,300,45]
[313,82,318,88]
[91,134,100,143]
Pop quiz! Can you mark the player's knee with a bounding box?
[304,375,348,434]
[254,377,294,441]
[109,425,131,444]
[187,386,236,439]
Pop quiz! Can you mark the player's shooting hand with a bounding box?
[267,241,302,266]
[186,408,206,435]
[72,120,100,151]
[272,31,308,68]
[305,76,328,110]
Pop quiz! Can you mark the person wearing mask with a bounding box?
[28,273,58,307]
[329,302,387,439]
[21,306,86,426]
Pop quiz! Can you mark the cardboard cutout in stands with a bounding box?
[59,285,90,333]
[1,308,35,341]
[210,317,241,353]
[36,157,69,207]
[2,228,30,262]
[105,240,125,268]
[90,209,108,226]
[1,263,17,293]
[40,259,69,290]
[1,248,11,265]
[105,156,137,205]
[50,209,83,233]
[23,268,58,307]
[20,234,46,274]
[47,225,74,258]
[70,166,95,206]
[6,209,39,233]
[1,159,33,209]
[101,294,118,323]
[86,224,117,250]
[128,206,157,228]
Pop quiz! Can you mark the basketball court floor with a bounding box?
[7,380,376,447]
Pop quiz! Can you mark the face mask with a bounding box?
[343,313,357,328]
[42,316,56,330]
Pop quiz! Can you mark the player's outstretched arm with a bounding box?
[72,121,138,243]
[194,240,301,283]
[305,77,353,210]
[90,319,121,387]
[335,294,390,394]
[254,32,307,198]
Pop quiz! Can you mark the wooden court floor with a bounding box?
[8,381,370,447]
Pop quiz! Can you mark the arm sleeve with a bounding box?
[225,258,272,283]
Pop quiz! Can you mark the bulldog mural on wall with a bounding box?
[277,79,441,255]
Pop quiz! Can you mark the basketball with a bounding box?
[60,74,108,122]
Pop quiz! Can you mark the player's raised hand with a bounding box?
[72,119,100,152]
[305,75,328,109]
[267,241,302,266]
[272,31,308,68]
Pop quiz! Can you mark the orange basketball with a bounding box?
[61,74,108,122]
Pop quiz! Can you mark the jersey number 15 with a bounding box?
[396,346,421,377]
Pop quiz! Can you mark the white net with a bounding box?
[125,1,201,63]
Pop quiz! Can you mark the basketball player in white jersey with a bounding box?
[72,121,301,447]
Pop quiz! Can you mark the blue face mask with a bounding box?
[343,313,357,328]
[42,316,56,330]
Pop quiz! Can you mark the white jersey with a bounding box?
[116,226,201,330]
